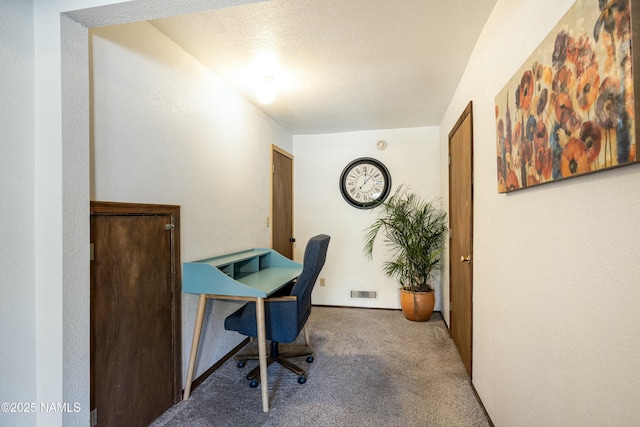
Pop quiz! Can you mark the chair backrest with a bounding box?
[290,234,330,307]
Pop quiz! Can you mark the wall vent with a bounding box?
[350,290,377,299]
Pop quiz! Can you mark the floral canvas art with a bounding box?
[495,0,638,193]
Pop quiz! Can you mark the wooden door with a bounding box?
[448,102,474,377]
[272,146,294,259]
[90,202,181,427]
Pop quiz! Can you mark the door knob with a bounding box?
[289,238,296,243]
[460,255,471,263]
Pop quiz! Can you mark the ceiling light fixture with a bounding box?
[256,75,275,104]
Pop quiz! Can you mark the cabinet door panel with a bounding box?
[91,203,181,427]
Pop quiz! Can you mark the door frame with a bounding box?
[270,145,295,255]
[90,201,182,404]
[447,101,474,377]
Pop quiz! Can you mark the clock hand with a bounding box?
[359,173,372,189]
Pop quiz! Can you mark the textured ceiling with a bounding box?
[150,0,496,134]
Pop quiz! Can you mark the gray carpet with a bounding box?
[151,306,490,427]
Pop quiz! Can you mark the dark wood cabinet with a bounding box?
[90,202,181,427]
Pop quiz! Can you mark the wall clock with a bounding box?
[339,157,391,209]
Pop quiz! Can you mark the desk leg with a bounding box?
[303,324,310,346]
[255,297,269,412]
[183,294,207,400]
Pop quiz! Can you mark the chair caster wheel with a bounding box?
[237,361,246,368]
[306,356,314,363]
[297,376,307,384]
[249,380,259,388]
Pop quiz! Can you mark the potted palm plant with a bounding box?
[363,185,448,321]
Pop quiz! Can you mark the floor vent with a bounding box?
[350,290,377,299]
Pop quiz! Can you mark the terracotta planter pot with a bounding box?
[399,289,434,322]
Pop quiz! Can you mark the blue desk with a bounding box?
[182,248,302,412]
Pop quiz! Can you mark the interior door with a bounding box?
[272,146,294,259]
[90,202,181,427]
[448,102,474,377]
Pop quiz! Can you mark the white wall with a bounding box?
[32,1,266,426]
[91,21,292,385]
[16,0,640,425]
[440,0,640,425]
[0,1,36,426]
[294,127,442,310]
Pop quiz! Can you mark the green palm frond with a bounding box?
[363,185,448,292]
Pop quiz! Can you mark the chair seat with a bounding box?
[224,300,307,344]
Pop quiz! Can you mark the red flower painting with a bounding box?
[494,0,636,193]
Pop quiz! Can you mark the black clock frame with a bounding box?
[339,157,392,209]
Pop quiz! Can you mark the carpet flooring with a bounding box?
[151,306,490,427]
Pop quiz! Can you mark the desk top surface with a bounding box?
[234,267,302,294]
[183,248,302,297]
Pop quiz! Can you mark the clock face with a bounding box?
[339,157,391,209]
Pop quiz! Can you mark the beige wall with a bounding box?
[33,1,265,426]
[91,20,292,388]
[8,0,639,426]
[294,127,442,309]
[0,1,36,426]
[439,0,640,425]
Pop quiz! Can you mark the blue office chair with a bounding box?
[224,234,330,386]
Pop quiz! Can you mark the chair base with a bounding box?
[238,341,313,386]
[234,342,313,361]
[233,324,312,361]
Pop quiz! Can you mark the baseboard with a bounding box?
[312,304,401,311]
[439,313,489,424]
[313,304,443,317]
[470,380,495,427]
[442,312,450,329]
[183,337,250,395]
